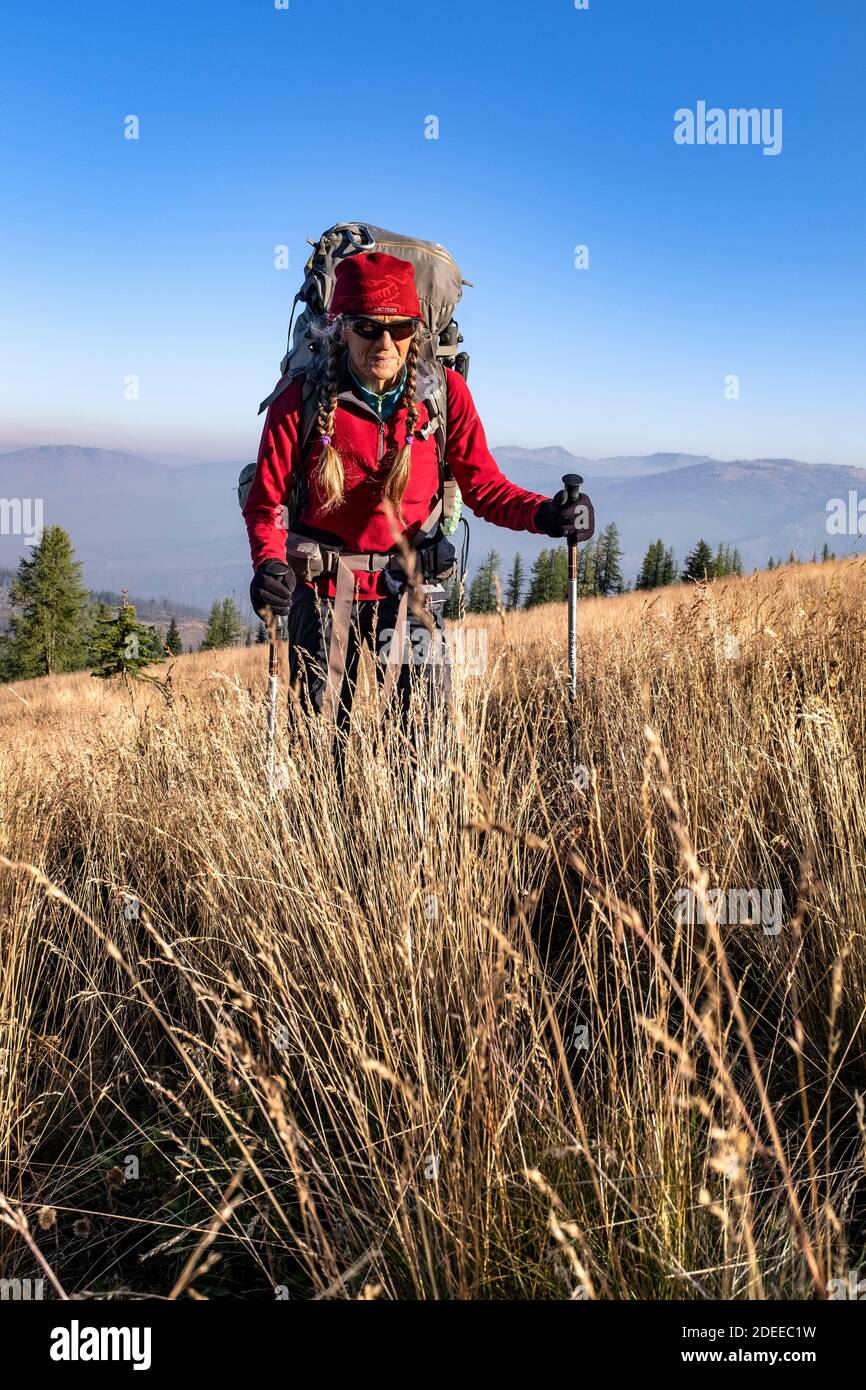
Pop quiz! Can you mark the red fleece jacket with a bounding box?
[243,365,548,600]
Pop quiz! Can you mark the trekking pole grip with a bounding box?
[562,474,583,714]
[562,473,584,510]
[561,473,583,564]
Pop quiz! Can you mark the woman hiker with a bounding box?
[243,251,594,760]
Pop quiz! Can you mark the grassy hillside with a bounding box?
[0,558,864,1299]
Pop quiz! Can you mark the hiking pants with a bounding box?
[287,582,451,740]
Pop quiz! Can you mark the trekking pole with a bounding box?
[266,613,288,791]
[561,472,584,783]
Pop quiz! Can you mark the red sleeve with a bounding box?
[242,378,303,570]
[444,370,548,532]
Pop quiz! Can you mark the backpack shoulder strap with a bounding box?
[258,373,296,417]
[420,361,448,467]
[298,375,319,462]
[286,376,320,529]
[256,373,318,457]
[419,363,464,533]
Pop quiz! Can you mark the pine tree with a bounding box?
[577,539,597,597]
[525,549,554,607]
[255,622,268,644]
[138,626,166,661]
[550,546,569,602]
[821,542,832,563]
[90,592,161,682]
[166,616,183,656]
[444,579,461,620]
[467,550,501,613]
[85,601,112,662]
[682,540,715,583]
[200,598,244,650]
[730,548,743,576]
[201,602,222,651]
[767,557,776,570]
[595,523,624,596]
[637,539,666,590]
[661,547,676,585]
[220,598,244,647]
[504,553,524,611]
[3,527,90,678]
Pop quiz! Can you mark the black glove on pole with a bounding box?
[534,486,595,541]
[250,560,296,618]
[561,474,583,708]
[250,560,295,793]
[552,472,585,789]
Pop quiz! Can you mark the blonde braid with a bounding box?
[382,336,420,527]
[314,334,345,513]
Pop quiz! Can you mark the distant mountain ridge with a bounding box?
[492,447,714,478]
[1,444,862,609]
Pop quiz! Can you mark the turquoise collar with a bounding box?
[348,361,407,420]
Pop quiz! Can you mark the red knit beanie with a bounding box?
[330,252,422,321]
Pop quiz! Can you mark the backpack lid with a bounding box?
[267,223,470,395]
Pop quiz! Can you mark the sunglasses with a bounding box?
[344,316,419,341]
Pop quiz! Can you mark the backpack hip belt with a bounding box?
[317,498,443,727]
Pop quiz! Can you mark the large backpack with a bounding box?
[238,222,471,537]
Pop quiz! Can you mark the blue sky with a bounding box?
[1,0,864,465]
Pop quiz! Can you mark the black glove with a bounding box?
[250,560,296,618]
[534,489,595,541]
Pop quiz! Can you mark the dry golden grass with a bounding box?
[1,557,865,1299]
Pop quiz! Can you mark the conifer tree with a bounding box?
[220,597,244,647]
[525,549,554,607]
[201,598,245,650]
[550,547,569,602]
[467,550,501,614]
[595,523,624,596]
[637,539,665,590]
[504,553,525,611]
[3,527,90,678]
[90,592,160,682]
[682,540,715,582]
[444,578,463,620]
[577,539,597,597]
[201,602,222,651]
